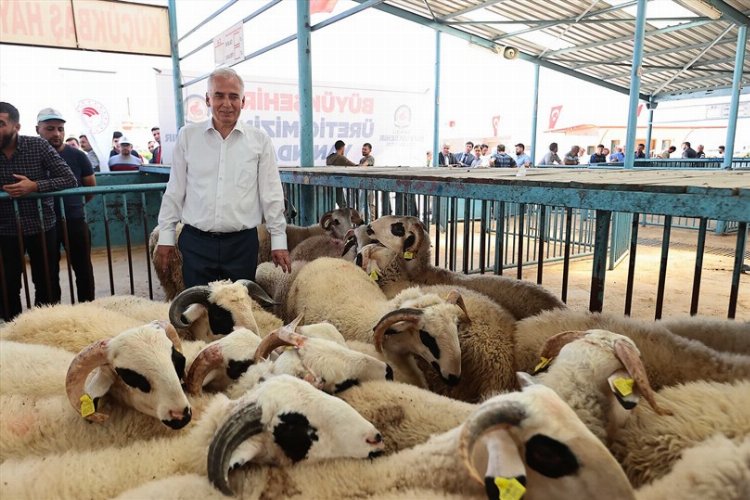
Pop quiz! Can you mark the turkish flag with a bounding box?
[491,115,500,136]
[549,105,562,129]
[310,0,338,14]
[637,104,644,117]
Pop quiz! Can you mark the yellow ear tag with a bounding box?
[369,270,380,281]
[494,477,526,500]
[613,377,634,397]
[533,356,551,374]
[80,394,96,418]
[403,251,414,260]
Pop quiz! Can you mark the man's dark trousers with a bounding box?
[179,225,260,287]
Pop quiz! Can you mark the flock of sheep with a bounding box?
[0,209,748,499]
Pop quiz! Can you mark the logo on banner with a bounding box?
[75,99,110,134]
[185,95,209,123]
[492,115,500,136]
[394,105,412,128]
[549,105,563,129]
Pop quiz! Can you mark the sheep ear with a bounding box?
[227,438,264,471]
[606,369,641,411]
[516,371,538,389]
[320,211,334,230]
[84,367,117,400]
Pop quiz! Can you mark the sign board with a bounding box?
[213,23,244,66]
[0,0,170,56]
[706,102,750,120]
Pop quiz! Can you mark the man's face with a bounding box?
[206,75,244,129]
[120,143,133,156]
[148,141,156,152]
[113,137,121,153]
[362,145,371,156]
[596,146,604,154]
[152,129,161,143]
[0,112,21,151]
[66,139,79,149]
[682,143,688,150]
[443,146,450,154]
[79,136,91,151]
[637,144,644,151]
[37,120,65,151]
[481,145,488,155]
[474,146,481,157]
[515,145,523,155]
[465,143,473,153]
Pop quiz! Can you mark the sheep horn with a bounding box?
[65,339,111,423]
[538,331,587,360]
[446,290,471,324]
[155,320,183,353]
[459,400,527,485]
[342,232,358,257]
[613,340,672,416]
[350,209,364,226]
[372,308,424,353]
[254,330,293,362]
[169,286,211,328]
[237,279,276,308]
[275,313,306,345]
[185,343,225,395]
[319,211,334,230]
[207,402,264,496]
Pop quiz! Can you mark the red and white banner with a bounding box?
[310,0,339,14]
[549,105,563,129]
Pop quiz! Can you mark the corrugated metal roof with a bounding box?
[361,0,749,100]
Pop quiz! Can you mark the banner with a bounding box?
[0,0,170,56]
[548,105,563,130]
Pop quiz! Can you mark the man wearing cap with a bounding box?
[108,136,142,171]
[0,102,77,320]
[514,143,532,168]
[37,108,97,303]
[156,67,291,288]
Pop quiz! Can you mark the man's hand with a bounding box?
[156,245,177,274]
[2,174,38,198]
[271,249,292,273]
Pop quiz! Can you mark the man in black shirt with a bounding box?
[0,102,77,320]
[589,144,607,164]
[37,108,97,303]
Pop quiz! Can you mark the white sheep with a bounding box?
[0,340,74,398]
[150,208,364,300]
[89,295,171,323]
[659,316,750,355]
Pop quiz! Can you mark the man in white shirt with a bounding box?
[156,67,290,286]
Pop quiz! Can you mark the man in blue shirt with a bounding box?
[514,143,532,168]
[609,146,625,162]
[37,108,97,302]
[590,144,607,164]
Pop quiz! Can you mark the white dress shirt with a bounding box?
[157,119,287,250]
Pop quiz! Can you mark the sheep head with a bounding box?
[459,381,635,500]
[65,321,191,429]
[207,375,384,496]
[355,243,401,282]
[320,208,364,240]
[365,215,427,261]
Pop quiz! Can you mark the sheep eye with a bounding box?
[525,434,579,478]
[419,330,441,359]
[115,368,152,393]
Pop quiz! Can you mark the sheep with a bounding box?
[0,375,385,500]
[659,316,750,355]
[108,383,637,499]
[362,215,566,320]
[276,257,469,389]
[514,308,750,390]
[289,232,356,261]
[89,295,171,323]
[0,340,74,398]
[150,208,364,300]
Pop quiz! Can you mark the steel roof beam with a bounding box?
[705,0,750,26]
[600,65,741,80]
[653,84,750,102]
[351,0,649,100]
[544,19,716,57]
[450,16,708,25]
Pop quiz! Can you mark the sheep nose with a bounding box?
[367,433,383,445]
[445,374,461,386]
[385,364,394,380]
[163,406,192,430]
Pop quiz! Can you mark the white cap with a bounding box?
[119,136,132,145]
[37,108,65,123]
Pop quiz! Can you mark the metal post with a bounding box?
[296,0,316,226]
[623,0,647,169]
[530,64,540,165]
[167,0,185,129]
[723,25,747,169]
[645,100,655,157]
[432,31,441,166]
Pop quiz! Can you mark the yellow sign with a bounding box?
[0,0,170,56]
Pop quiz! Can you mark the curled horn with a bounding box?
[372,308,424,353]
[169,285,212,328]
[320,211,334,230]
[613,340,672,416]
[350,209,364,226]
[538,331,587,360]
[446,290,471,323]
[253,313,305,362]
[342,229,358,257]
[185,343,225,395]
[236,279,276,308]
[405,221,425,254]
[207,402,264,496]
[65,339,111,423]
[459,400,527,485]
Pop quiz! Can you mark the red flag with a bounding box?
[549,105,562,129]
[491,115,500,136]
[637,104,644,117]
[310,0,338,14]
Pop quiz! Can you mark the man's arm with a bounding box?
[157,128,189,247]
[257,134,290,272]
[36,141,77,192]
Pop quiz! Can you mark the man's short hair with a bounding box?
[683,141,691,147]
[498,144,506,152]
[515,143,525,149]
[719,145,725,151]
[363,142,372,149]
[151,126,160,132]
[549,142,558,150]
[208,67,245,95]
[638,143,645,148]
[0,102,20,123]
[79,134,88,140]
[112,131,123,139]
[466,141,474,148]
[481,144,488,149]
[334,140,346,150]
[66,137,79,145]
[597,144,604,149]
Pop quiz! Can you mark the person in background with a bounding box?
[539,142,561,165]
[718,145,725,158]
[110,131,142,160]
[564,145,580,165]
[590,144,607,164]
[514,143,531,168]
[696,144,706,158]
[37,108,96,303]
[491,144,516,167]
[457,141,475,167]
[681,141,697,159]
[438,144,456,167]
[472,144,491,168]
[79,134,100,172]
[0,102,77,320]
[660,145,677,159]
[326,139,357,208]
[148,140,156,154]
[634,143,646,159]
[609,146,625,162]
[150,126,162,164]
[156,67,290,288]
[425,150,432,167]
[359,142,376,217]
[65,137,80,149]
[108,137,142,171]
